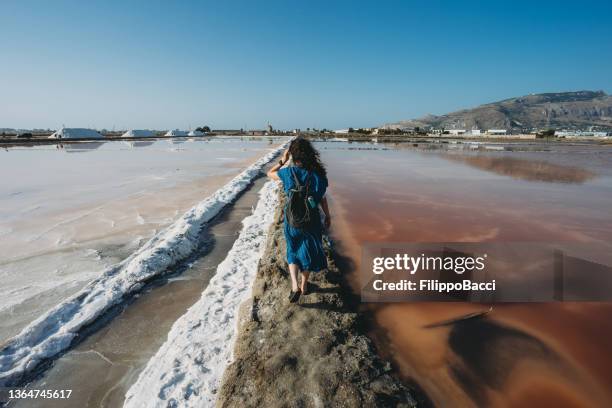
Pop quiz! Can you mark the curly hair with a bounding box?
[289,137,327,181]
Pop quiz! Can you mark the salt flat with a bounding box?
[0,138,284,344]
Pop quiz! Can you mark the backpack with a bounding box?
[286,168,319,229]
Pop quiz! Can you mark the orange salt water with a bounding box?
[319,140,612,407]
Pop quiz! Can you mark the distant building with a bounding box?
[213,129,242,135]
[469,129,481,135]
[486,129,507,135]
[447,129,467,136]
[555,130,610,137]
[334,129,350,134]
[247,130,266,136]
[359,127,376,133]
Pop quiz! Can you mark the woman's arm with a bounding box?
[266,149,290,181]
[321,196,331,229]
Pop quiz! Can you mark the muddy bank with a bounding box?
[217,193,417,407]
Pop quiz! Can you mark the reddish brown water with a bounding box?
[319,141,612,408]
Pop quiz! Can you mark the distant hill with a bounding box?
[383,91,612,131]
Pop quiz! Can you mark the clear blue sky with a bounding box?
[2,0,611,130]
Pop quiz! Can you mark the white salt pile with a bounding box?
[49,128,104,139]
[165,129,188,137]
[122,129,156,138]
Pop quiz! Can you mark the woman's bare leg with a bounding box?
[300,271,310,293]
[289,263,300,292]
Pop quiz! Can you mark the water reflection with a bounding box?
[56,142,105,153]
[123,141,155,148]
[444,154,596,184]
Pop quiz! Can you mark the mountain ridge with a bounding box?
[383,90,612,131]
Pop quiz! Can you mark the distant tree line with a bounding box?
[537,129,555,138]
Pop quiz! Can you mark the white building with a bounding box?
[469,129,481,135]
[49,128,104,139]
[486,129,507,135]
[555,130,610,137]
[447,129,467,136]
[165,129,189,137]
[122,129,156,138]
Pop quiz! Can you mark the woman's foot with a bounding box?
[300,271,310,295]
[289,289,301,303]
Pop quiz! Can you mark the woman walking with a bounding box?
[267,138,331,303]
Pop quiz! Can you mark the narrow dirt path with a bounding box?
[218,192,417,407]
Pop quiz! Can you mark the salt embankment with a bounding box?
[124,180,280,408]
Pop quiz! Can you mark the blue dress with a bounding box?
[278,166,328,272]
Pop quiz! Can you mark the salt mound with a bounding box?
[122,129,156,138]
[187,130,204,136]
[165,129,188,137]
[49,128,103,139]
